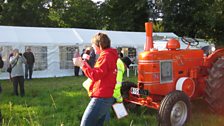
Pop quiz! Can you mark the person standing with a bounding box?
[89,47,96,68]
[0,53,1,122]
[0,54,3,93]
[23,48,35,80]
[113,57,132,102]
[80,49,86,76]
[73,49,80,76]
[73,33,118,126]
[10,49,26,96]
[83,47,92,67]
[119,50,124,58]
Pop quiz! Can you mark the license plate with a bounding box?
[130,87,149,95]
[130,87,140,95]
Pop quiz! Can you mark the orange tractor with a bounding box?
[122,22,224,126]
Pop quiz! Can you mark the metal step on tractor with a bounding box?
[121,22,224,126]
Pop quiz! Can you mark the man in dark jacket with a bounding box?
[0,55,3,93]
[23,48,35,80]
[89,47,96,68]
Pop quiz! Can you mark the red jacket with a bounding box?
[82,48,118,98]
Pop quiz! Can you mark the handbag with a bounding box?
[0,56,4,68]
[7,66,12,73]
[7,58,18,73]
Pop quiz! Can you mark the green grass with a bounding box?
[0,72,224,126]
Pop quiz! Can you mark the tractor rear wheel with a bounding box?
[158,91,191,126]
[121,81,138,112]
[205,57,224,115]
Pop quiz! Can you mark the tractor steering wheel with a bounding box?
[181,37,199,46]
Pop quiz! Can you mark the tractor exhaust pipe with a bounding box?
[144,22,153,51]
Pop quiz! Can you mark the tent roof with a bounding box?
[75,28,178,47]
[75,28,134,47]
[0,25,178,47]
[0,26,83,45]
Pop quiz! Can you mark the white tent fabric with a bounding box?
[0,26,83,45]
[0,25,188,80]
[0,26,84,79]
[74,29,179,55]
[73,28,100,46]
[74,29,135,47]
[75,28,178,48]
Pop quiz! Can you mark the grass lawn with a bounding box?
[0,72,224,126]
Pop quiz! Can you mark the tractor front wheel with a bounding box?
[158,91,191,126]
[205,57,224,115]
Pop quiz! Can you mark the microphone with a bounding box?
[82,54,90,61]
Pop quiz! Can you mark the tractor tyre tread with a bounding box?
[205,57,224,115]
[158,91,191,126]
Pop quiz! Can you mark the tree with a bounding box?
[0,0,99,28]
[162,0,213,37]
[98,0,150,31]
[206,0,224,46]
[161,0,224,46]
[0,0,52,27]
[61,0,99,29]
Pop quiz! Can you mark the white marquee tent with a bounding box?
[0,26,86,79]
[74,28,179,55]
[1,25,206,79]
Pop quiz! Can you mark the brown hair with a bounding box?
[91,32,111,49]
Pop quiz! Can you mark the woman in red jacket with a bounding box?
[73,33,118,126]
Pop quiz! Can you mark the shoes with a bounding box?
[25,78,32,80]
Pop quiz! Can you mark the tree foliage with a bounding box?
[98,0,150,31]
[0,0,98,28]
[0,0,49,26]
[161,0,224,45]
[0,0,224,45]
[61,0,99,28]
[207,0,224,46]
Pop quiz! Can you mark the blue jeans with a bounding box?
[80,97,115,126]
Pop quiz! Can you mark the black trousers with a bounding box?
[12,76,25,96]
[74,66,80,76]
[25,64,34,79]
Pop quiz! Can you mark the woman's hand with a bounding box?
[73,57,84,67]
[15,52,19,58]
